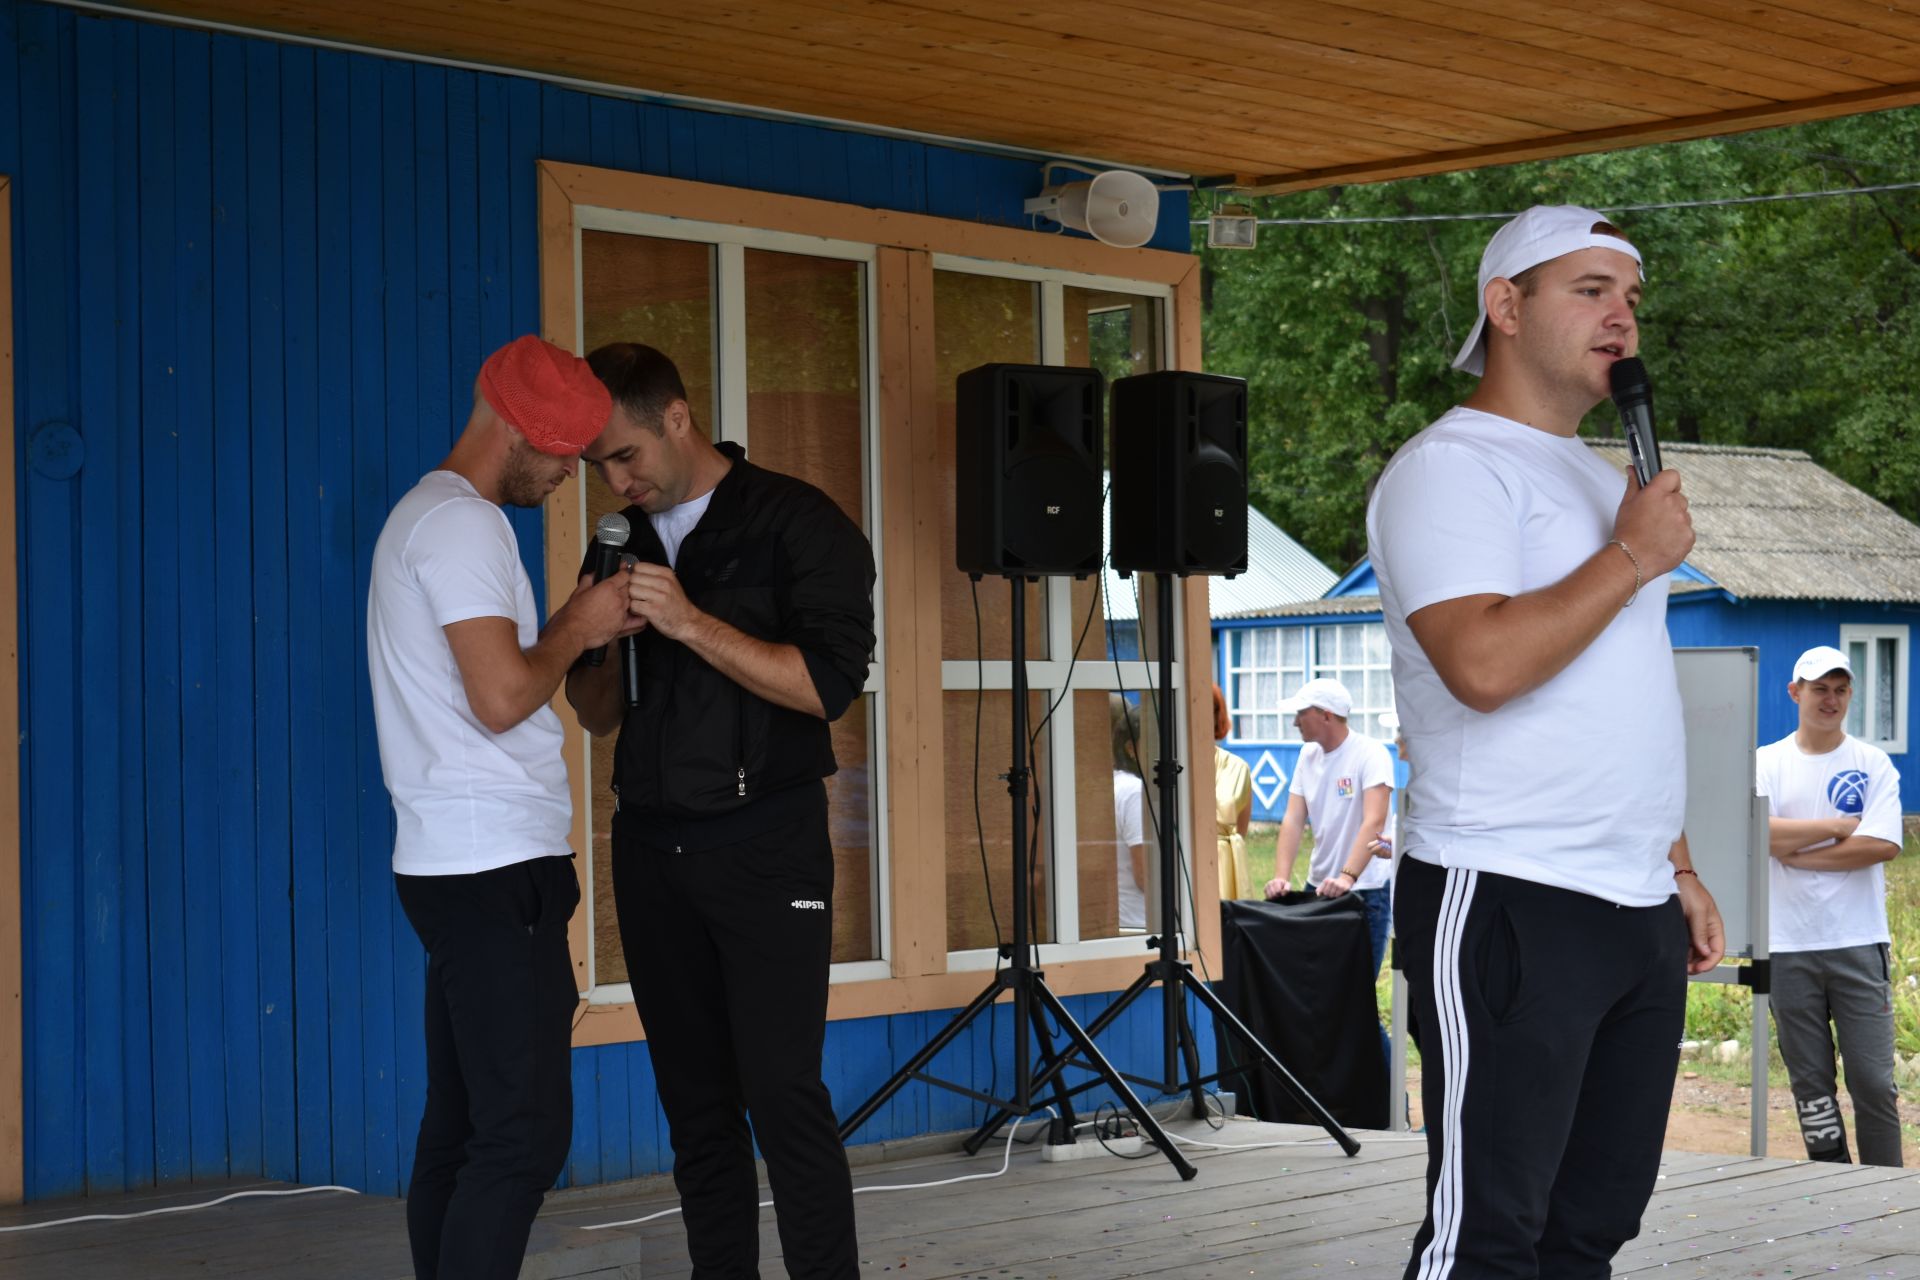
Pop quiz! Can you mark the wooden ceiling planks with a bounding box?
[116,0,1920,189]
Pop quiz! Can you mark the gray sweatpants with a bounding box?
[1772,944,1903,1167]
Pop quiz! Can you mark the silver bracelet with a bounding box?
[1608,538,1642,607]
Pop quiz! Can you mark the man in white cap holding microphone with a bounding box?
[1760,644,1905,1166]
[1369,206,1725,1278]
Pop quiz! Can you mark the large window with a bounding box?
[540,161,1206,1040]
[935,263,1182,961]
[576,214,887,998]
[1842,624,1908,754]
[1223,621,1395,743]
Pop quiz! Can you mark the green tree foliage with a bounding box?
[1198,109,1920,571]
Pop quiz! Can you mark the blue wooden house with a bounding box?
[7,0,1920,1210]
[1217,442,1920,819]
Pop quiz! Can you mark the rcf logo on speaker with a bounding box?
[790,899,827,911]
[1045,504,1061,515]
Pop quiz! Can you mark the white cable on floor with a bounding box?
[577,1111,1057,1231]
[0,1185,360,1234]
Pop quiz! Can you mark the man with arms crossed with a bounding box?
[568,343,874,1278]
[1760,645,1904,1166]
[1260,677,1396,977]
[369,336,637,1280]
[1369,206,1724,1279]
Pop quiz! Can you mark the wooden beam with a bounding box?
[1241,80,1920,193]
[536,164,597,1011]
[542,163,1195,286]
[0,175,21,1206]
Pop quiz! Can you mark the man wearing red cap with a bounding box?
[568,342,875,1279]
[1368,208,1724,1278]
[370,335,639,1280]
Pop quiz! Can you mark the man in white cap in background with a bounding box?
[1262,677,1396,978]
[1760,644,1905,1167]
[1369,205,1724,1278]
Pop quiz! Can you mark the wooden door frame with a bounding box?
[1,174,23,1205]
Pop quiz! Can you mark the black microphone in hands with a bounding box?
[585,512,631,667]
[619,553,642,709]
[1608,357,1662,488]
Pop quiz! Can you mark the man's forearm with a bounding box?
[1769,816,1852,858]
[564,653,625,737]
[676,611,826,717]
[1275,823,1305,885]
[1778,836,1901,872]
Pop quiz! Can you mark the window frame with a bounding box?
[1840,623,1909,755]
[536,161,1209,1047]
[1221,620,1395,744]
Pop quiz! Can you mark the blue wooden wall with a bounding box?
[3,0,1208,1200]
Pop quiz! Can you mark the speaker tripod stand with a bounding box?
[960,572,1360,1160]
[836,575,1198,1180]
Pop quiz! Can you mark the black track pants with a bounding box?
[1396,856,1688,1280]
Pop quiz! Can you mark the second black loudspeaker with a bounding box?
[954,363,1104,577]
[1109,370,1248,576]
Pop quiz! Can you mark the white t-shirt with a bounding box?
[1367,407,1685,907]
[1292,731,1395,891]
[1757,733,1904,952]
[368,471,572,876]
[1114,770,1147,930]
[648,488,714,569]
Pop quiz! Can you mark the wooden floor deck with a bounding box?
[5,1117,1920,1278]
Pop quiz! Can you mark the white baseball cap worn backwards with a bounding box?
[1452,204,1645,377]
[1279,677,1353,719]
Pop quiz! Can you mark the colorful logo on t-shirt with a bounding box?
[1336,776,1355,798]
[1827,769,1870,815]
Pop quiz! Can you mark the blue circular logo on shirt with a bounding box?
[1827,770,1870,815]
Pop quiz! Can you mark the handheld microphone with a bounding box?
[619,553,642,709]
[585,512,631,667]
[1608,357,1662,488]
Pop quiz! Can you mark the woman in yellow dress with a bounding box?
[1213,684,1255,898]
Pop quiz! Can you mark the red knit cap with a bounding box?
[479,335,613,455]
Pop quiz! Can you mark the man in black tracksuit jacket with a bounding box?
[567,343,875,1279]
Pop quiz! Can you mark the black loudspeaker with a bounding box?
[1110,370,1248,576]
[954,363,1104,577]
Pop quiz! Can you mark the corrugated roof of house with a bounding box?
[1584,441,1920,604]
[1102,491,1336,622]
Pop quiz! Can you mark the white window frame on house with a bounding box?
[571,207,893,998]
[1223,620,1395,743]
[1841,623,1908,755]
[931,254,1191,970]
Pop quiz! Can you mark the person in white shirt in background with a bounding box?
[369,335,639,1280]
[1260,677,1396,978]
[1759,644,1906,1167]
[1369,204,1723,1279]
[1112,694,1149,931]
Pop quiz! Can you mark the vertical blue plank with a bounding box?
[278,41,334,1189]
[352,55,399,1196]
[210,32,265,1179]
[444,69,480,422]
[503,76,542,570]
[665,109,698,182]
[565,1048,600,1189]
[318,45,367,1192]
[609,98,641,174]
[171,26,232,1183]
[245,34,297,1184]
[843,134,888,210]
[75,12,129,1194]
[638,102,670,176]
[595,1044,631,1184]
[474,75,513,357]
[588,95,615,169]
[18,0,83,1200]
[111,17,156,1192]
[625,1042,660,1175]
[136,17,191,1190]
